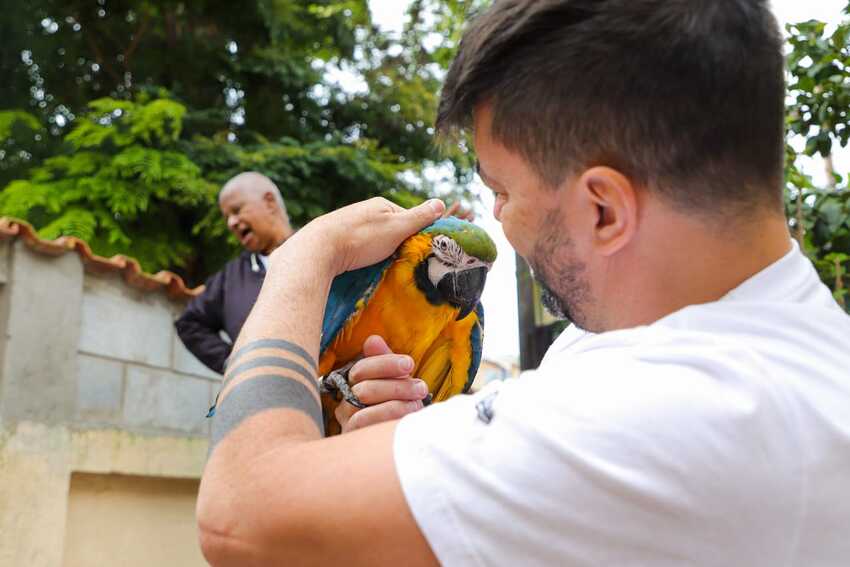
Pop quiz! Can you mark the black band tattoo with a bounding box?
[207,339,320,419]
[227,339,317,372]
[222,357,319,396]
[210,375,324,450]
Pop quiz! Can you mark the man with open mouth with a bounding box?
[175,171,294,374]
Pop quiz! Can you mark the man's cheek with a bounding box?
[501,225,526,259]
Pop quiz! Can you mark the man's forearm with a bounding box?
[197,199,445,566]
[207,242,334,455]
[197,238,342,565]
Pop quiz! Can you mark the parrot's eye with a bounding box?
[439,240,448,250]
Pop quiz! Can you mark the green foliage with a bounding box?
[0,96,216,271]
[0,111,42,141]
[786,5,850,311]
[0,0,477,284]
[185,133,418,233]
[0,111,47,188]
[63,97,185,150]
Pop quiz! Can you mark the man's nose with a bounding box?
[493,201,503,223]
[227,215,239,231]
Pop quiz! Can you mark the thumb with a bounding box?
[363,335,393,357]
[397,199,445,232]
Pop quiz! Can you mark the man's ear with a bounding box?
[577,166,638,256]
[262,191,278,211]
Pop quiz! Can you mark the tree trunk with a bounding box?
[795,189,805,246]
[824,154,837,189]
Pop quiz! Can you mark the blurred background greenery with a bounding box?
[786,5,850,309]
[0,0,485,284]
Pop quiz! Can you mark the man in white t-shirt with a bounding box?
[195,1,850,566]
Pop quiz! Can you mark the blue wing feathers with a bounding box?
[463,302,485,393]
[320,256,394,354]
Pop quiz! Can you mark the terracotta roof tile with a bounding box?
[0,217,203,301]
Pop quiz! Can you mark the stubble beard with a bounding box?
[528,209,592,330]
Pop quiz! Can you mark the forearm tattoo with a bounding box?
[208,339,323,451]
[221,356,319,395]
[227,339,317,371]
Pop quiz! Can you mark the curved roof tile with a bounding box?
[0,217,203,301]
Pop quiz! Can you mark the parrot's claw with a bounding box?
[320,361,368,409]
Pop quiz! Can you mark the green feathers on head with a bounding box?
[422,217,498,264]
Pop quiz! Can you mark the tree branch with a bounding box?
[824,154,837,189]
[795,189,806,247]
[124,11,153,70]
[83,29,123,86]
[835,256,846,309]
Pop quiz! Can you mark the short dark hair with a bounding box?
[438,0,786,215]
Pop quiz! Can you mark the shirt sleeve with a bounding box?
[174,270,231,374]
[393,350,800,567]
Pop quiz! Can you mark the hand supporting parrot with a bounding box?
[318,217,497,435]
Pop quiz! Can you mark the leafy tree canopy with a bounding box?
[786,3,850,310]
[0,0,482,283]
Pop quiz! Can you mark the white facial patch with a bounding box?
[427,235,493,288]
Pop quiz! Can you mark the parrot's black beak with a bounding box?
[438,266,488,320]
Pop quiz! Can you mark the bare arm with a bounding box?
[197,198,445,566]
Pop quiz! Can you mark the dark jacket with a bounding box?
[175,251,266,373]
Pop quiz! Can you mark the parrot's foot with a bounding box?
[319,361,367,409]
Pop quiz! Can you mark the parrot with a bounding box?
[318,217,497,434]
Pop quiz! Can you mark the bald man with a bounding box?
[175,172,295,373]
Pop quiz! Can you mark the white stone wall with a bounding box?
[0,239,219,433]
[76,275,218,437]
[0,239,216,567]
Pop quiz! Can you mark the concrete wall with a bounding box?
[63,473,206,567]
[0,240,217,566]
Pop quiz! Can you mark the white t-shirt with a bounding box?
[394,241,850,566]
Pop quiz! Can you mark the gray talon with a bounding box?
[320,361,367,409]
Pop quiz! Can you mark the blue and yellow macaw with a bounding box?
[319,217,497,433]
